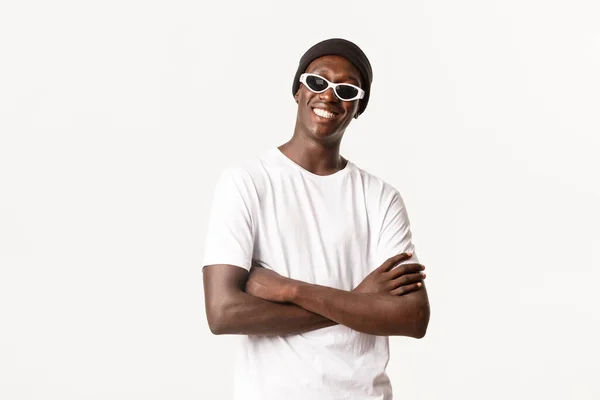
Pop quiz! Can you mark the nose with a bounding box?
[319,87,339,103]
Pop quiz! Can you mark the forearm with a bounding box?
[207,291,337,336]
[288,282,429,337]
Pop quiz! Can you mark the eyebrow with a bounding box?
[312,69,361,85]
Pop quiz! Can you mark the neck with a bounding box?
[278,128,347,176]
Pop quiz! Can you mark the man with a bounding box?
[202,38,430,400]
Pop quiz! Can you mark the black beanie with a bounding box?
[292,38,373,117]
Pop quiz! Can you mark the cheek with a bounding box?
[298,91,317,115]
[343,102,359,118]
[300,88,316,104]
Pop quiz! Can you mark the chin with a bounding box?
[310,128,342,142]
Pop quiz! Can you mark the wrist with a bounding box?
[284,280,303,303]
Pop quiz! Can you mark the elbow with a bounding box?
[207,314,226,335]
[411,322,428,339]
[393,299,429,338]
[205,298,237,335]
[410,303,430,339]
[206,308,226,335]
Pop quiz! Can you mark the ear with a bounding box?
[294,90,300,103]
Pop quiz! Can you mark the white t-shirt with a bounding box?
[202,147,419,400]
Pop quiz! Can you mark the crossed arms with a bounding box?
[203,253,430,338]
[202,168,430,338]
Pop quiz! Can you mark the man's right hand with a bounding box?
[353,253,425,295]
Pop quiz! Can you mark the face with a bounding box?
[294,55,363,142]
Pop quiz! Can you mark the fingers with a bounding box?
[388,271,426,291]
[390,282,423,296]
[387,262,425,279]
[378,252,413,272]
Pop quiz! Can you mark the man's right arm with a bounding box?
[202,168,336,336]
[203,255,425,336]
[203,264,336,336]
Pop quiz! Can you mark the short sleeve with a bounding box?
[375,189,419,268]
[201,168,255,271]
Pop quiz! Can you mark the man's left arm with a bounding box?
[246,188,430,338]
[247,267,429,337]
[292,279,429,337]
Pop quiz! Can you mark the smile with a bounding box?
[312,108,338,119]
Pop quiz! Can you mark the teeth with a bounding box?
[313,108,336,119]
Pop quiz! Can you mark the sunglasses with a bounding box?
[299,73,365,101]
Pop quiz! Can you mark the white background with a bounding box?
[1,0,599,399]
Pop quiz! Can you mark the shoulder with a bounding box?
[213,148,280,195]
[348,163,414,227]
[351,163,403,204]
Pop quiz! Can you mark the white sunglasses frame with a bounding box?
[299,73,365,101]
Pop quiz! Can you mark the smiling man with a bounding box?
[202,38,430,400]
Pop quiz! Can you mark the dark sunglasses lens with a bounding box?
[305,75,328,92]
[335,85,359,100]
